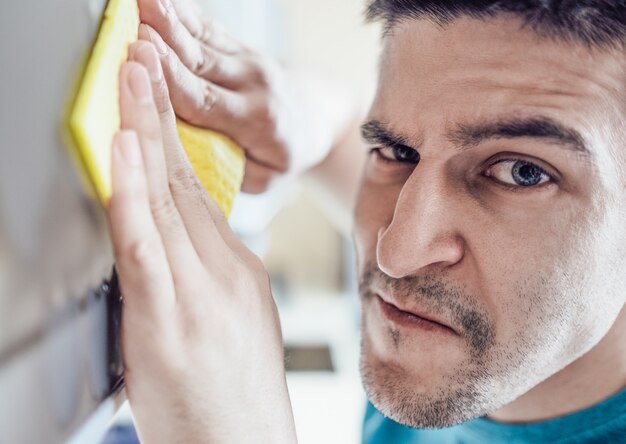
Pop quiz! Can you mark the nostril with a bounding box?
[376,215,466,278]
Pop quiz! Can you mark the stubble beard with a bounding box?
[356,261,533,428]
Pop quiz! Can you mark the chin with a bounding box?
[359,352,495,428]
[359,325,503,429]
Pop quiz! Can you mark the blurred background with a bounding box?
[0,0,380,443]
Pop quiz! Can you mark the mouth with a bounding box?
[376,294,459,337]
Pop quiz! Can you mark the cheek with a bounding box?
[457,212,585,360]
[490,221,618,369]
[558,220,626,352]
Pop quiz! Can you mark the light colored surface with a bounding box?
[262,185,345,297]
[287,372,365,444]
[282,0,381,96]
[282,295,365,444]
[1,1,117,442]
[0,301,113,444]
[66,399,117,444]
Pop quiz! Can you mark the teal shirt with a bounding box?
[363,388,626,443]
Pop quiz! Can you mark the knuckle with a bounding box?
[247,59,271,87]
[198,19,216,44]
[251,102,275,127]
[169,164,200,192]
[190,82,218,125]
[202,82,218,112]
[193,51,206,75]
[193,47,217,77]
[251,70,269,89]
[150,193,179,223]
[123,237,161,269]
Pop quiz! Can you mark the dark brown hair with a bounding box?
[366,0,626,49]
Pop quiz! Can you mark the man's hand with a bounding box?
[134,0,346,194]
[107,41,297,443]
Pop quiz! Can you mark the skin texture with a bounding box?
[355,17,626,427]
[109,48,297,443]
[110,0,626,439]
[135,0,354,194]
[110,1,339,441]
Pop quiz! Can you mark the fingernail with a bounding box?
[116,131,142,167]
[128,66,153,102]
[147,25,168,55]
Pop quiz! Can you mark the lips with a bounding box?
[376,293,458,335]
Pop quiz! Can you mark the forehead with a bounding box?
[374,17,625,139]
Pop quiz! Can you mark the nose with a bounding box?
[376,170,465,278]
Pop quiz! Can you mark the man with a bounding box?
[107,0,626,442]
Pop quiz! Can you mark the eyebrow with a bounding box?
[361,116,591,158]
[360,120,420,152]
[448,116,591,156]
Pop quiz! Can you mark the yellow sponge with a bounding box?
[67,0,244,218]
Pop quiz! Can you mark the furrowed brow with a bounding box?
[361,120,419,152]
[448,116,591,157]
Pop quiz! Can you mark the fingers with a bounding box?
[107,131,176,319]
[128,41,179,154]
[146,21,253,90]
[135,26,246,134]
[174,0,244,53]
[119,61,203,277]
[138,1,251,90]
[241,159,281,194]
[128,42,252,265]
[139,0,243,55]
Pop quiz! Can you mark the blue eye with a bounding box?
[486,159,552,188]
[512,161,544,186]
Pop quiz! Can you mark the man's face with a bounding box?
[354,17,626,428]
